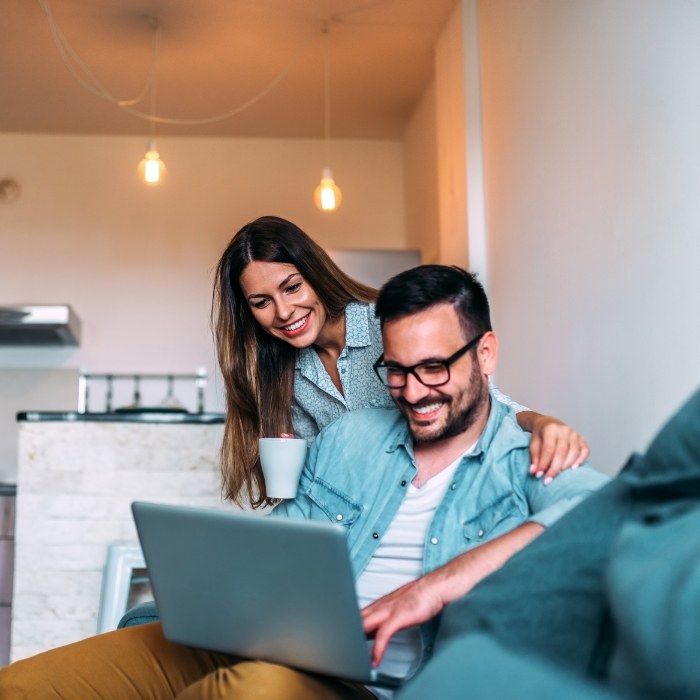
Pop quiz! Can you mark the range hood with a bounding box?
[0,305,81,346]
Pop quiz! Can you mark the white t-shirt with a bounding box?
[356,447,474,699]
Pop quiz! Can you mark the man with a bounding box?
[273,264,606,696]
[0,265,606,700]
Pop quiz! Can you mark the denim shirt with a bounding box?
[291,301,526,442]
[273,397,608,664]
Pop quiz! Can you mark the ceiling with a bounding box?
[1,0,458,140]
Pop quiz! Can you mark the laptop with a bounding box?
[131,501,403,689]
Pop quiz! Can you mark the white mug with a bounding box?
[258,437,307,499]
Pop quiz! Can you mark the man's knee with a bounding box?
[176,660,367,700]
[177,661,303,699]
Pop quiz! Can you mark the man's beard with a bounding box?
[396,360,489,444]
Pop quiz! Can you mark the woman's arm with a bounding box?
[491,381,590,482]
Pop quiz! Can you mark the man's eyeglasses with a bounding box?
[373,333,485,389]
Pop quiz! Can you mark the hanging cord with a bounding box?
[37,0,157,108]
[37,0,319,126]
[322,22,331,164]
[147,20,158,138]
[121,16,160,109]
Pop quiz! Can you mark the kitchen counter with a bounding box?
[17,411,225,424]
[11,410,231,662]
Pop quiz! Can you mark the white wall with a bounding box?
[0,368,80,482]
[0,133,405,418]
[402,81,440,264]
[478,0,700,473]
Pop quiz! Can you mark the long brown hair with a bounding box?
[213,216,377,508]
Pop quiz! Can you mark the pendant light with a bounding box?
[314,24,341,211]
[137,19,166,186]
[138,141,166,186]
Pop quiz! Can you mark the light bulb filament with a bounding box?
[144,156,161,184]
[138,143,166,186]
[320,181,336,210]
[314,169,342,211]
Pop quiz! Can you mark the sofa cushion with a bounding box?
[607,506,700,698]
[117,601,159,629]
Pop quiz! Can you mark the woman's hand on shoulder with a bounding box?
[521,413,590,484]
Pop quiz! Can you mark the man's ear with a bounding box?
[478,331,498,376]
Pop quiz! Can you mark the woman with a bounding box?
[213,215,588,508]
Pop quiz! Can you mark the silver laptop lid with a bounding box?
[131,501,399,686]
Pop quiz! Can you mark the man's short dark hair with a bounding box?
[375,265,492,339]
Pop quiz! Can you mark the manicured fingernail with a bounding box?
[544,476,553,486]
[572,463,580,470]
[535,471,544,479]
[529,464,536,474]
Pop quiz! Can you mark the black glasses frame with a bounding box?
[373,333,485,389]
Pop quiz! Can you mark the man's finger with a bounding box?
[371,620,400,667]
[361,600,392,634]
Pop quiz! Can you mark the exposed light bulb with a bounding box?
[138,142,166,186]
[313,167,342,211]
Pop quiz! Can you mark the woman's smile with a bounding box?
[279,312,311,337]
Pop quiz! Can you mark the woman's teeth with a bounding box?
[284,315,308,332]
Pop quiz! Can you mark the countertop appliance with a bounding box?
[0,305,81,346]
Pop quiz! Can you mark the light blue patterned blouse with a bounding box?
[291,302,525,442]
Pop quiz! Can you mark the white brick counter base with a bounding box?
[12,419,231,661]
